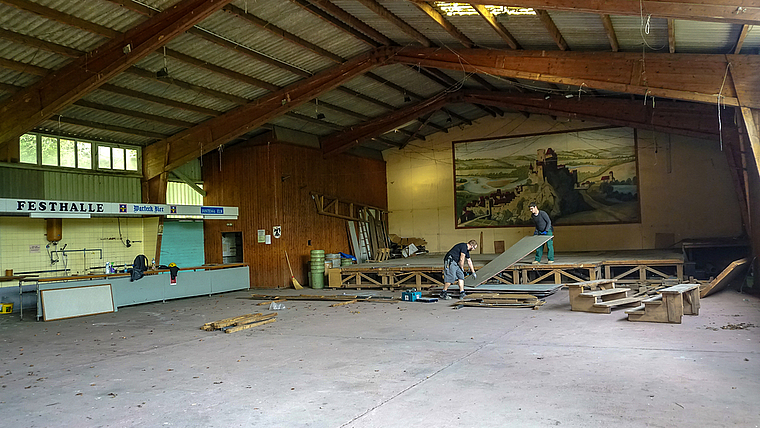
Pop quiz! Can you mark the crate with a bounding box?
[1,303,13,313]
[401,291,422,302]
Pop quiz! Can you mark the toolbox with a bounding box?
[401,291,422,302]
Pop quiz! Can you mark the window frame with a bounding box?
[18,132,142,175]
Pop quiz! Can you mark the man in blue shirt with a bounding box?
[440,240,478,299]
[529,202,554,264]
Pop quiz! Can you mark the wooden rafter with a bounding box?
[295,0,393,46]
[322,93,452,156]
[0,0,235,146]
[668,19,676,53]
[471,3,520,50]
[142,48,393,180]
[413,1,475,48]
[355,0,433,47]
[0,0,119,38]
[535,9,568,51]
[599,14,619,52]
[389,48,760,108]
[310,192,386,222]
[321,89,732,157]
[460,91,727,139]
[735,24,751,54]
[469,1,760,26]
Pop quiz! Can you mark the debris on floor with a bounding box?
[721,322,755,330]
[247,294,399,303]
[201,312,277,333]
[454,293,545,309]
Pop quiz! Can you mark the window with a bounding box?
[98,145,111,169]
[77,141,92,169]
[20,134,37,164]
[60,139,76,168]
[16,133,139,173]
[41,136,58,166]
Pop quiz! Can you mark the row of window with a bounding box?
[19,133,140,172]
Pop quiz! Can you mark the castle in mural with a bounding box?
[454,128,639,228]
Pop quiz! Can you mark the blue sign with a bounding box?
[201,207,224,215]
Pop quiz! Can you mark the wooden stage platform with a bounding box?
[328,249,685,290]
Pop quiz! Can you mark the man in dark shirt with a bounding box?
[440,240,478,299]
[529,202,554,264]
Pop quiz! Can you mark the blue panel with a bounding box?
[160,220,204,267]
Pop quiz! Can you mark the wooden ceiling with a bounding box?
[0,0,758,184]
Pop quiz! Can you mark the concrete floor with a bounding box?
[1,287,758,428]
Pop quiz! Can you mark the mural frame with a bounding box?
[453,126,641,229]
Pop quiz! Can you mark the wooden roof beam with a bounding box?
[461,91,726,139]
[600,14,619,52]
[471,3,521,50]
[142,48,393,180]
[294,0,393,46]
[473,1,760,26]
[735,24,751,54]
[668,19,676,53]
[0,0,235,146]
[390,48,760,108]
[535,9,568,51]
[322,93,451,156]
[413,1,475,48]
[355,0,434,47]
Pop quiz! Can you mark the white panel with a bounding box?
[41,284,114,321]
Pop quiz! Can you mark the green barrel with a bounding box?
[310,272,325,289]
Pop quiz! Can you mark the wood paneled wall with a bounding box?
[202,141,387,288]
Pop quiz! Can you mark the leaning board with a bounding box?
[464,235,553,287]
[41,284,115,321]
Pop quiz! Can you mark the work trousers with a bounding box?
[534,230,554,262]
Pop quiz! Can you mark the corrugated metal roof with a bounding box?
[332,0,419,46]
[741,25,760,53]
[231,0,371,60]
[0,39,70,71]
[32,0,144,32]
[498,14,559,51]
[81,90,211,124]
[61,104,183,136]
[0,3,108,52]
[609,15,669,52]
[549,11,612,51]
[674,20,738,53]
[36,119,155,146]
[382,0,464,47]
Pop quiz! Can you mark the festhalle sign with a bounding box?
[1,198,238,219]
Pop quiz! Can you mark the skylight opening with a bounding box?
[434,2,536,16]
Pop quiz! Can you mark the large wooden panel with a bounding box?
[202,142,387,288]
[40,283,114,321]
[464,235,553,287]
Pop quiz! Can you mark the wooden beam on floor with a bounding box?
[0,0,235,146]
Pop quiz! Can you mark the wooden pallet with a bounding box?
[626,283,700,323]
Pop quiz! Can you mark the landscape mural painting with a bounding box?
[453,127,640,228]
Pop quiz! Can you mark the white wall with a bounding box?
[384,114,743,254]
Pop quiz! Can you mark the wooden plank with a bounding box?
[665,294,683,323]
[225,318,276,333]
[329,299,358,307]
[701,257,750,297]
[580,288,630,298]
[463,235,553,287]
[593,296,644,308]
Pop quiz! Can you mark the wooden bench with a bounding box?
[626,283,700,323]
[567,279,644,314]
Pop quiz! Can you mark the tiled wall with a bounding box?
[0,217,159,288]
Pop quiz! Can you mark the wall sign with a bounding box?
[0,198,239,219]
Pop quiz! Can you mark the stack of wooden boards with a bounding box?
[457,293,545,309]
[201,312,277,333]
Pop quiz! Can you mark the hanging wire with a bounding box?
[716,62,732,151]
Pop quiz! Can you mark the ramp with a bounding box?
[700,257,750,297]
[464,235,553,287]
